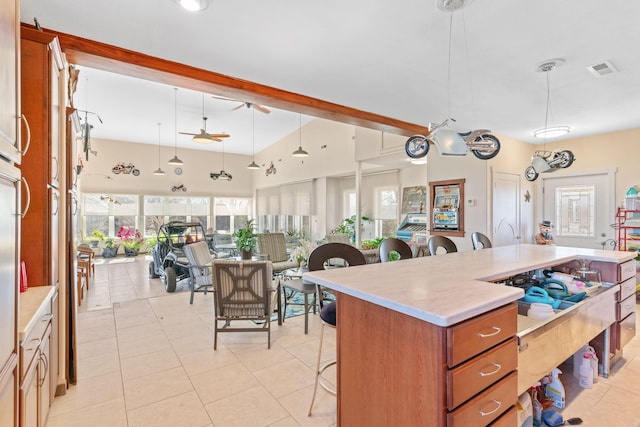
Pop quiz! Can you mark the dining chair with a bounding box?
[211,260,281,349]
[256,233,299,274]
[471,232,492,250]
[183,241,215,304]
[307,242,366,416]
[379,237,413,262]
[428,235,458,255]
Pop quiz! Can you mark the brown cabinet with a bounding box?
[0,0,21,164]
[20,27,65,289]
[337,294,517,426]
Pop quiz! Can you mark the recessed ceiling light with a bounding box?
[174,0,208,12]
[435,0,474,12]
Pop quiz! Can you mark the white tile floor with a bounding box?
[46,255,640,426]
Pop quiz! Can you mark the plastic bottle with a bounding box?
[590,351,599,383]
[579,354,593,388]
[573,345,595,379]
[545,368,565,409]
[530,382,543,427]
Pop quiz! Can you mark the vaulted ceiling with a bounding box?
[20,0,640,155]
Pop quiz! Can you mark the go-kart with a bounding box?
[524,150,575,182]
[149,221,207,292]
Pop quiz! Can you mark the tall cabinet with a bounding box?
[0,1,21,426]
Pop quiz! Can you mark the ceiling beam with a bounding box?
[24,24,429,137]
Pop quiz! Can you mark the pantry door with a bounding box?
[541,170,615,249]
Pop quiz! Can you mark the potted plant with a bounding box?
[331,215,371,242]
[117,226,144,256]
[89,229,105,248]
[102,237,120,258]
[289,239,318,271]
[233,219,256,260]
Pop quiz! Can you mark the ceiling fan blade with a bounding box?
[212,137,222,142]
[211,95,237,102]
[253,103,271,114]
[210,133,230,138]
[178,131,197,136]
[230,104,244,111]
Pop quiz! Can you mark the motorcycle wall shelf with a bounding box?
[112,162,140,176]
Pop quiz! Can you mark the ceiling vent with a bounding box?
[587,60,617,77]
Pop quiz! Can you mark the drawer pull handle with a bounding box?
[478,363,502,377]
[478,326,501,338]
[479,399,502,417]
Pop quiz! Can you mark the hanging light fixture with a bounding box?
[168,88,184,165]
[153,123,166,176]
[210,141,232,181]
[174,0,208,12]
[247,109,260,170]
[193,93,215,144]
[534,59,570,139]
[292,113,309,157]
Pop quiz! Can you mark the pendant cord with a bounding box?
[543,71,550,148]
[157,123,162,166]
[446,12,453,120]
[174,88,178,156]
[252,109,256,161]
[461,10,477,128]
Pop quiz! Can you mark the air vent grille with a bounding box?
[587,60,617,77]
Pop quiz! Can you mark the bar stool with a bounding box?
[307,243,365,416]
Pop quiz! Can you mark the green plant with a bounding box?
[233,219,257,252]
[91,229,105,241]
[360,237,384,250]
[104,238,119,249]
[331,215,371,240]
[146,236,158,249]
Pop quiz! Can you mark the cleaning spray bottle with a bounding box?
[579,354,593,389]
[545,368,565,409]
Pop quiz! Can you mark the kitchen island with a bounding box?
[303,244,635,426]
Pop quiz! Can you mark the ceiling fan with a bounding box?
[212,95,271,114]
[179,116,230,143]
[180,93,230,143]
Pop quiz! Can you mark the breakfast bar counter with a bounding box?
[303,244,635,426]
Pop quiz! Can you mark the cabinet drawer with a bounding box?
[447,371,517,427]
[620,312,636,349]
[20,314,52,380]
[617,294,636,321]
[488,405,516,427]
[618,277,636,302]
[447,304,517,367]
[619,260,636,282]
[447,337,517,410]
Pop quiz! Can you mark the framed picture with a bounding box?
[429,178,465,237]
[401,186,427,215]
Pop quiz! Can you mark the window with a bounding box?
[375,187,398,237]
[83,194,138,238]
[554,185,595,237]
[143,196,211,236]
[213,197,251,233]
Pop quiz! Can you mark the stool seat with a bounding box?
[319,301,336,326]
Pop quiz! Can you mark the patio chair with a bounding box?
[211,260,281,349]
[379,237,413,262]
[256,233,298,274]
[183,241,215,304]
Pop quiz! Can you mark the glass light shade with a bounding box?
[193,132,214,144]
[168,155,183,165]
[292,146,309,157]
[430,128,468,156]
[247,161,260,170]
[153,168,166,176]
[410,158,427,165]
[534,126,570,138]
[531,156,551,173]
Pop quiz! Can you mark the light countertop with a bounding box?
[19,285,55,342]
[303,244,635,327]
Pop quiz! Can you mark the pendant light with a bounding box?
[210,141,232,181]
[168,88,183,165]
[247,109,260,169]
[153,123,166,176]
[534,59,570,139]
[292,113,309,158]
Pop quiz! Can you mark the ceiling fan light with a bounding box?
[247,161,260,170]
[193,132,214,144]
[176,0,208,12]
[153,168,166,176]
[533,126,570,138]
[168,155,183,165]
[292,146,309,158]
[410,158,428,165]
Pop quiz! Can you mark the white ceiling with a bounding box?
[20,0,640,156]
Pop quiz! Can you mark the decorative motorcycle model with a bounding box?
[112,162,141,176]
[171,185,187,192]
[524,150,575,182]
[405,118,501,160]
